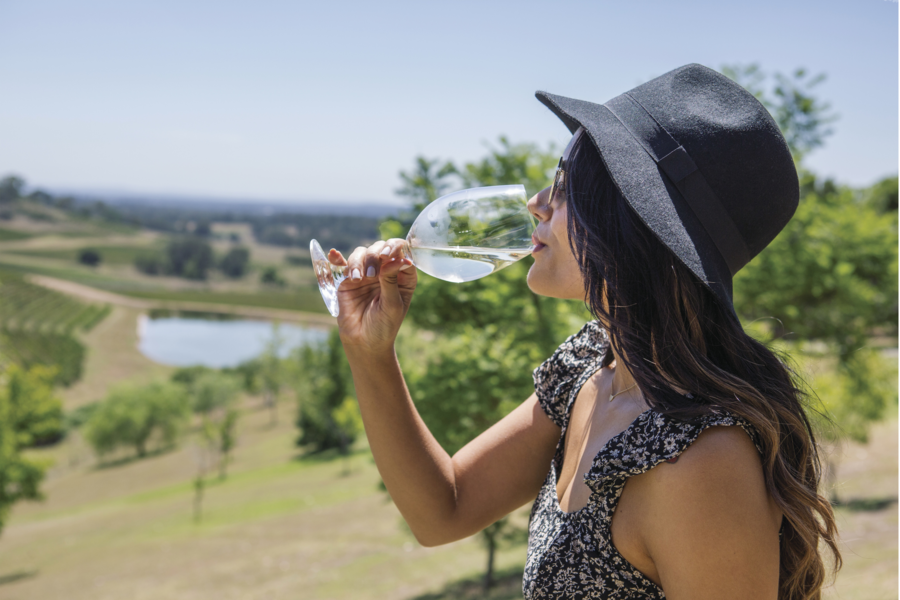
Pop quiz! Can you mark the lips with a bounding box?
[532,232,546,253]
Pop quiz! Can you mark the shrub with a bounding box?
[220,247,250,278]
[78,248,101,267]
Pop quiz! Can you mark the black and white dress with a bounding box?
[523,321,764,599]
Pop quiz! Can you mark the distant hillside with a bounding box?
[51,189,403,219]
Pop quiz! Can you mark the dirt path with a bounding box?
[29,274,335,327]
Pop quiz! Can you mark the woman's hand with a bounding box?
[328,238,417,353]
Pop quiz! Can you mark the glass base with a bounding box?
[310,239,344,317]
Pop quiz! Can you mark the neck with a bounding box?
[607,347,639,396]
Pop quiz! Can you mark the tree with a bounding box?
[723,63,898,500]
[0,175,24,205]
[187,371,242,479]
[259,324,285,425]
[189,371,240,414]
[260,266,286,287]
[78,248,102,267]
[84,382,190,459]
[0,364,63,536]
[294,328,359,454]
[166,237,215,280]
[720,63,838,163]
[220,247,250,278]
[2,365,64,448]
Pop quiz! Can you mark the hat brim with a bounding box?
[536,90,735,313]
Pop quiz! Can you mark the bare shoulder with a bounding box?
[637,424,782,599]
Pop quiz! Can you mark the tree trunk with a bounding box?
[193,475,205,523]
[483,528,496,592]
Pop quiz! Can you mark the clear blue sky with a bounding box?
[1,0,896,206]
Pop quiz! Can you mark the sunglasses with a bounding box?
[546,126,585,206]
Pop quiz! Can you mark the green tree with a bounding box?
[166,236,215,280]
[0,175,24,205]
[295,328,359,454]
[84,381,190,459]
[720,63,838,163]
[723,63,898,499]
[259,324,286,426]
[0,364,65,536]
[220,247,250,278]
[2,365,64,448]
[189,371,240,414]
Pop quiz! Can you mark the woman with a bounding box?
[327,63,841,599]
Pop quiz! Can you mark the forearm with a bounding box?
[344,345,458,545]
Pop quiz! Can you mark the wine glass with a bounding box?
[310,184,535,317]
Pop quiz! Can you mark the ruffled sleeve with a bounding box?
[532,321,609,430]
[584,409,764,493]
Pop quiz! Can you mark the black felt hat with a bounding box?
[536,62,799,315]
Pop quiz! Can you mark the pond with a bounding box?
[137,313,330,368]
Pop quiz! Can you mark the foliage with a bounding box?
[78,248,101,267]
[84,382,190,459]
[133,236,215,280]
[806,349,898,445]
[188,371,241,414]
[259,324,285,425]
[0,363,62,536]
[720,63,838,162]
[723,63,898,448]
[294,328,359,454]
[260,266,286,287]
[220,247,250,278]
[0,372,47,537]
[0,365,64,448]
[166,236,215,280]
[0,176,24,205]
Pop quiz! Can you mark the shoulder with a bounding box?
[636,418,781,597]
[532,321,608,429]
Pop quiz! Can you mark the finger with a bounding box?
[328,248,348,267]
[364,240,389,279]
[378,253,405,313]
[346,246,368,281]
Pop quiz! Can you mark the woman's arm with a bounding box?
[333,240,561,547]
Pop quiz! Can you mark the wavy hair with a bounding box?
[563,134,841,599]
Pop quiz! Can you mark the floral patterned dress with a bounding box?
[522,321,764,599]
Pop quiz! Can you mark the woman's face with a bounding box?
[525,186,585,300]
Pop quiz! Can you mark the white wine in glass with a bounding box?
[310,184,535,317]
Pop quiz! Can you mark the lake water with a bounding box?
[137,314,330,368]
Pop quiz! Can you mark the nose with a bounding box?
[528,186,553,222]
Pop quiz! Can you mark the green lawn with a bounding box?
[0,228,34,241]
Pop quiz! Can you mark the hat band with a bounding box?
[602,92,751,276]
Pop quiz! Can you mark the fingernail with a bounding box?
[366,266,375,278]
[351,268,361,280]
[381,246,392,256]
[400,264,412,271]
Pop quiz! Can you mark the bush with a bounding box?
[167,237,214,280]
[84,382,190,459]
[78,248,101,267]
[1,364,64,448]
[294,329,358,454]
[260,266,286,287]
[134,252,167,275]
[220,247,250,278]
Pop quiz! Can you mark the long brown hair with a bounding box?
[564,134,841,599]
